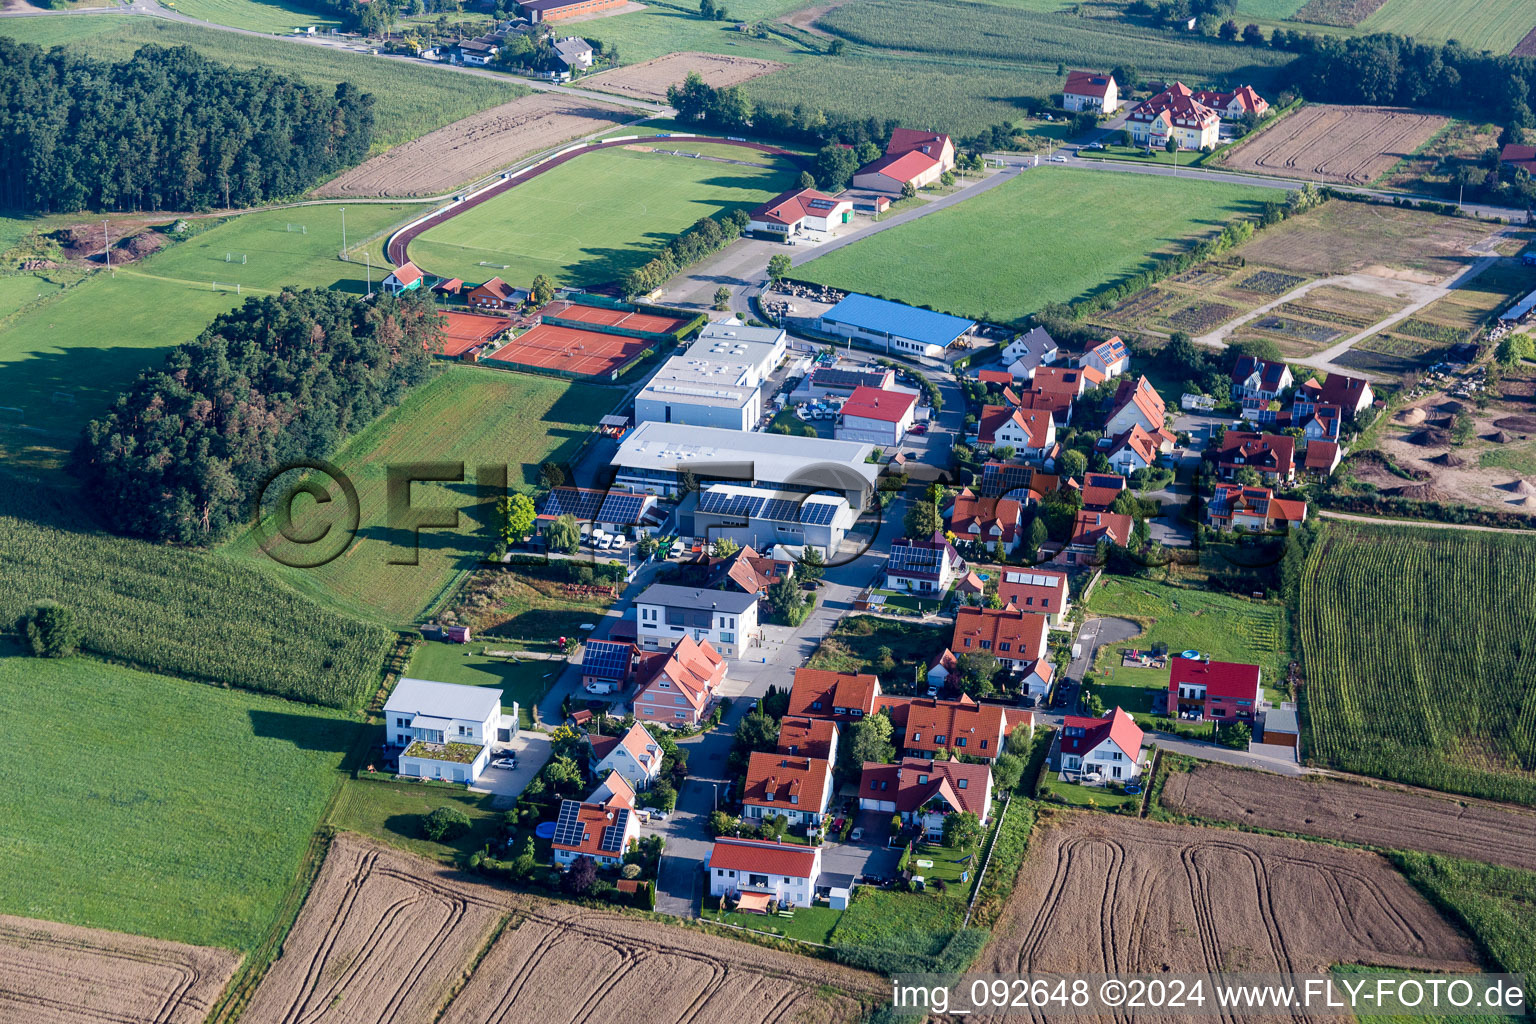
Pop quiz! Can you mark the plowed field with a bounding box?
[0,914,239,1024]
[1162,762,1536,870]
[1224,105,1447,185]
[972,814,1477,1022]
[314,94,633,198]
[584,52,785,102]
[246,834,880,1024]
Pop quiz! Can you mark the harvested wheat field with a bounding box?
[585,52,785,103]
[1225,105,1446,186]
[0,914,239,1024]
[1162,761,1536,871]
[246,834,881,1024]
[972,814,1477,1022]
[314,94,633,197]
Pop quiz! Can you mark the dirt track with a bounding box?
[1224,105,1447,186]
[1162,761,1536,870]
[313,94,633,198]
[972,813,1477,1023]
[584,52,784,103]
[0,914,239,1024]
[246,834,880,1024]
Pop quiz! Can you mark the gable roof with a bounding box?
[947,488,1024,543]
[1126,82,1219,129]
[709,836,820,878]
[580,640,634,682]
[1109,423,1160,466]
[1318,372,1371,410]
[1303,440,1340,471]
[1232,354,1290,392]
[751,186,850,226]
[886,128,952,158]
[1170,656,1261,702]
[1034,365,1088,398]
[742,751,831,812]
[636,583,758,615]
[470,276,515,300]
[388,261,423,287]
[843,385,917,423]
[589,770,636,809]
[551,798,634,859]
[1083,337,1129,368]
[1061,706,1143,760]
[1071,509,1133,548]
[995,567,1068,613]
[977,369,1014,385]
[635,636,726,713]
[777,715,838,759]
[859,149,940,183]
[1111,375,1167,426]
[1080,472,1127,510]
[859,757,991,816]
[592,722,661,772]
[788,668,882,718]
[720,545,781,594]
[1217,431,1295,477]
[384,677,502,721]
[1064,69,1115,98]
[887,532,964,581]
[950,606,1048,662]
[901,697,1017,755]
[978,404,1054,447]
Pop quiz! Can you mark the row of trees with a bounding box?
[74,289,440,543]
[666,72,900,150]
[0,41,374,213]
[623,209,751,297]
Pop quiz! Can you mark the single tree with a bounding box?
[18,602,82,658]
[563,855,600,895]
[956,651,1000,698]
[900,180,917,199]
[531,273,557,306]
[547,513,580,553]
[538,460,567,488]
[1165,138,1179,154]
[992,752,1024,792]
[903,499,942,538]
[798,170,816,189]
[713,286,732,310]
[797,547,826,585]
[421,806,472,842]
[942,810,982,849]
[497,493,537,545]
[1218,18,1238,40]
[1059,448,1088,480]
[767,253,792,286]
[712,536,740,558]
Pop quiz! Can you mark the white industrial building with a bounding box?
[692,321,787,379]
[634,350,762,431]
[693,483,857,558]
[610,422,878,503]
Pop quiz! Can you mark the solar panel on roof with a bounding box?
[698,489,765,519]
[582,640,630,680]
[552,800,587,847]
[888,543,944,575]
[979,463,1033,499]
[759,497,803,523]
[541,487,602,520]
[597,491,646,524]
[599,809,631,853]
[800,500,840,526]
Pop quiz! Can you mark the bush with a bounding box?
[421,806,472,842]
[17,601,82,658]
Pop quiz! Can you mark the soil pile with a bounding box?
[1486,430,1512,444]
[1407,427,1450,446]
[1494,415,1536,433]
[1426,451,1465,467]
[1395,407,1427,425]
[1395,482,1450,500]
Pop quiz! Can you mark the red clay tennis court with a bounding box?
[440,311,510,357]
[483,323,649,377]
[543,301,691,336]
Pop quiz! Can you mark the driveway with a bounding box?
[468,731,550,808]
[1058,615,1142,713]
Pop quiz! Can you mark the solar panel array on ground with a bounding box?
[439,311,509,357]
[544,301,691,336]
[483,323,649,378]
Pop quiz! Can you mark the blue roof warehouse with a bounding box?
[816,293,976,359]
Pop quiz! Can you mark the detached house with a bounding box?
[1215,431,1296,485]
[384,677,507,785]
[951,606,1048,665]
[1058,707,1144,782]
[381,261,424,296]
[1062,70,1119,113]
[467,276,522,310]
[999,326,1059,380]
[787,668,883,723]
[945,488,1025,553]
[579,639,635,695]
[1080,472,1128,512]
[748,187,854,243]
[1231,355,1293,402]
[1104,376,1168,436]
[1207,484,1307,531]
[978,403,1057,457]
[885,532,965,593]
[632,636,727,727]
[1192,85,1269,119]
[1168,656,1261,722]
[588,722,663,790]
[1296,372,1373,419]
[1068,509,1133,557]
[1126,82,1219,150]
[859,758,993,840]
[995,567,1070,626]
[1106,423,1163,475]
[896,697,1031,761]
[1302,440,1342,477]
[635,583,758,659]
[742,751,833,826]
[1300,404,1341,444]
[1079,337,1130,379]
[552,772,638,869]
[709,837,822,909]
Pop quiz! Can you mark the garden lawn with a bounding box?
[222,367,610,625]
[328,777,504,864]
[0,647,360,951]
[0,18,527,152]
[406,640,566,729]
[830,887,964,947]
[1360,0,1536,55]
[912,841,982,894]
[1039,775,1140,811]
[710,906,843,945]
[807,615,953,678]
[165,0,343,34]
[408,146,797,287]
[0,203,425,475]
[796,169,1273,322]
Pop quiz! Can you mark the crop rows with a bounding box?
[1278,302,1375,329]
[1299,522,1536,805]
[1,487,392,709]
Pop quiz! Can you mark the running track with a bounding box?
[386,137,805,268]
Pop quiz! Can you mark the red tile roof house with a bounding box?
[1078,336,1130,379]
[747,187,855,243]
[787,668,883,723]
[1062,70,1120,113]
[1300,403,1342,444]
[1007,384,1077,427]
[885,532,966,593]
[632,636,727,728]
[552,771,639,869]
[1105,422,1164,475]
[1207,484,1307,532]
[858,758,993,840]
[466,276,523,310]
[976,369,1014,387]
[995,567,1070,627]
[886,127,956,170]
[742,751,834,826]
[1215,430,1296,485]
[381,260,423,296]
[777,715,839,761]
[1103,375,1168,436]
[951,606,1048,666]
[588,721,663,790]
[1192,85,1269,119]
[1231,354,1293,402]
[1125,83,1220,150]
[1302,440,1342,477]
[898,697,1032,761]
[1168,656,1261,723]
[1079,472,1127,512]
[1058,707,1144,784]
[708,836,823,909]
[1067,510,1133,561]
[977,402,1057,458]
[1295,372,1374,419]
[837,385,917,447]
[945,488,1025,554]
[1500,143,1536,175]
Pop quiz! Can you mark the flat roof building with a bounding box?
[635,350,762,431]
[611,421,877,502]
[692,322,788,380]
[693,483,857,560]
[817,293,975,359]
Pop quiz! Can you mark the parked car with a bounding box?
[1085,142,1104,151]
[491,757,517,770]
[850,827,864,842]
[909,423,928,435]
[1049,154,1068,163]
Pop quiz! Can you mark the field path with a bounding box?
[1317,508,1536,533]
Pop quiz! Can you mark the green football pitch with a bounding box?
[408,145,799,288]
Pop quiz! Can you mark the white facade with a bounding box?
[1108,442,1154,475]
[709,842,822,908]
[988,410,1056,458]
[384,677,503,785]
[1061,737,1142,782]
[635,584,759,659]
[692,322,787,380]
[610,422,877,502]
[635,351,762,431]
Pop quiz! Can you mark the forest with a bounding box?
[73,288,442,544]
[0,40,375,212]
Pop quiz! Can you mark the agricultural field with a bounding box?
[0,271,74,319]
[1360,0,1536,55]
[0,914,239,1024]
[795,168,1272,322]
[1160,760,1536,870]
[0,202,425,475]
[314,94,635,199]
[0,647,359,951]
[578,0,809,66]
[1085,577,1289,714]
[585,51,785,103]
[1394,854,1536,993]
[245,833,883,1024]
[1293,0,1389,27]
[1300,522,1536,805]
[1220,105,1448,186]
[0,485,393,708]
[223,367,610,625]
[971,812,1478,1021]
[409,146,796,287]
[166,0,343,34]
[0,17,526,152]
